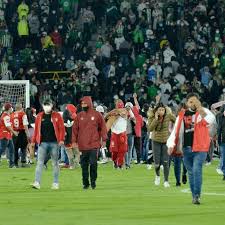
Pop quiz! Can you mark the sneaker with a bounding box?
[83,185,90,190]
[9,165,17,169]
[113,162,118,169]
[160,165,164,170]
[117,166,123,170]
[98,159,108,164]
[205,162,211,166]
[147,164,152,170]
[176,182,181,187]
[216,168,223,175]
[60,164,69,169]
[126,165,131,169]
[140,160,144,164]
[154,176,160,186]
[91,183,96,190]
[164,181,170,188]
[21,163,30,168]
[51,183,59,190]
[31,181,40,190]
[182,174,187,184]
[69,166,75,170]
[192,196,200,205]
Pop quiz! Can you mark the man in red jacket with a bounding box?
[167,93,215,204]
[11,103,30,167]
[0,103,18,168]
[31,99,65,190]
[72,96,107,189]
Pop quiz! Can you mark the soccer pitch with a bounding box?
[0,161,224,225]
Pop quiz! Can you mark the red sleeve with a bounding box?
[98,113,108,142]
[31,115,40,143]
[72,116,79,143]
[57,113,65,142]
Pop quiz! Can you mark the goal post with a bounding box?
[0,80,30,109]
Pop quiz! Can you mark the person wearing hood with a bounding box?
[63,104,80,169]
[31,99,65,190]
[105,99,129,169]
[148,102,176,188]
[0,103,18,168]
[72,96,107,190]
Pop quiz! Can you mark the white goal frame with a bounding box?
[0,80,30,108]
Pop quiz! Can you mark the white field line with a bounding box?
[181,188,225,196]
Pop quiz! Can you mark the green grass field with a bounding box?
[0,160,225,225]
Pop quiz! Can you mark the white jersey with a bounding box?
[111,116,127,134]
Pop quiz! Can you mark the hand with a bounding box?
[72,142,78,148]
[133,93,137,98]
[155,112,159,120]
[167,147,174,155]
[155,95,161,104]
[101,141,106,148]
[30,143,35,148]
[58,141,64,146]
[13,131,18,136]
[27,136,31,143]
[193,98,201,110]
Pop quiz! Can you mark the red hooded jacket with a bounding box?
[132,106,143,137]
[72,96,107,151]
[32,111,65,144]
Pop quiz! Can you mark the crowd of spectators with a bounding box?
[1,0,225,111]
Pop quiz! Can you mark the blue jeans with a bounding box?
[183,147,207,198]
[169,156,186,184]
[125,134,134,166]
[142,133,149,162]
[35,142,60,184]
[0,138,15,167]
[220,143,225,175]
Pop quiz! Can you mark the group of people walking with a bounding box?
[0,92,221,205]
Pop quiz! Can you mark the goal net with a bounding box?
[0,80,30,110]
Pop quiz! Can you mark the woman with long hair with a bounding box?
[148,103,176,187]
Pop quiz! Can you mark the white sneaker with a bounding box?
[216,168,223,175]
[51,183,59,190]
[154,176,160,185]
[164,181,170,188]
[205,162,211,166]
[69,166,75,170]
[160,165,164,170]
[31,181,40,189]
[147,164,152,170]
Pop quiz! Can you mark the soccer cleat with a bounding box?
[31,181,40,190]
[154,176,160,186]
[51,183,59,190]
[164,181,170,188]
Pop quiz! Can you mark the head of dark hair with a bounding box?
[186,92,200,101]
[153,102,166,114]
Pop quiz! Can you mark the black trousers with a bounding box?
[134,137,142,163]
[80,149,98,187]
[13,130,28,165]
